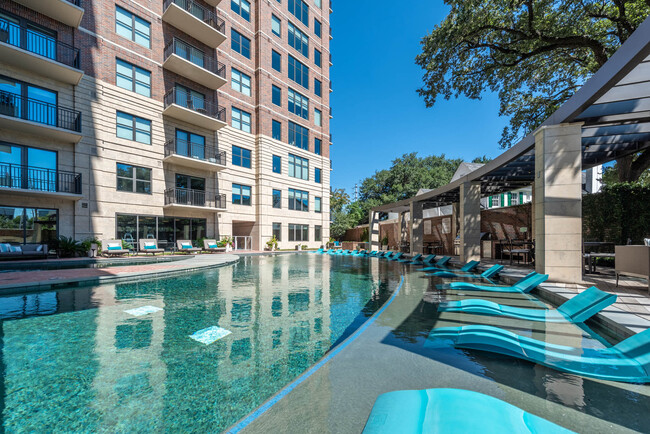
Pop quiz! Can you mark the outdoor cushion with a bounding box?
[0,244,10,253]
[181,243,192,249]
[10,246,22,253]
[36,245,43,252]
[208,244,219,248]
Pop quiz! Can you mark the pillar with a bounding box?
[534,123,583,283]
[369,210,380,251]
[460,181,482,263]
[451,202,459,256]
[410,201,423,256]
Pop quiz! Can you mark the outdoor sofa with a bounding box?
[139,239,164,255]
[0,243,48,260]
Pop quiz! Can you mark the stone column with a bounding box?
[410,201,423,256]
[369,210,380,251]
[451,203,459,256]
[534,123,583,283]
[460,181,482,263]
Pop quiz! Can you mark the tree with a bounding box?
[416,0,650,182]
[330,188,353,239]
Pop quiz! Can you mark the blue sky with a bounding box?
[329,1,510,197]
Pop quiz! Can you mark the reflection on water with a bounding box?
[0,255,399,432]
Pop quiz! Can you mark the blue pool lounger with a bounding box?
[420,256,451,270]
[425,326,650,383]
[437,272,548,293]
[398,253,422,264]
[424,260,480,275]
[363,388,573,434]
[430,263,504,280]
[387,252,404,261]
[439,286,616,323]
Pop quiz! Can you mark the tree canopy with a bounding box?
[416,0,650,182]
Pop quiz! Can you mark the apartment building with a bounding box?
[0,0,331,251]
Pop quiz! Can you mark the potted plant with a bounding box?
[381,235,389,251]
[296,244,302,251]
[266,235,278,251]
[222,236,234,252]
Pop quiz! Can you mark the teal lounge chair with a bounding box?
[380,251,394,258]
[419,254,437,265]
[369,250,379,256]
[429,263,502,279]
[425,325,650,383]
[439,286,616,323]
[363,388,573,434]
[424,260,480,275]
[420,256,452,271]
[387,252,404,261]
[316,248,324,253]
[398,253,422,264]
[436,272,548,293]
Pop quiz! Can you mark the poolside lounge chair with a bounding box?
[377,251,392,258]
[363,388,572,434]
[420,256,451,270]
[176,240,200,254]
[102,240,129,257]
[427,261,491,278]
[439,286,616,323]
[429,264,504,280]
[139,239,164,255]
[425,325,650,383]
[436,272,548,293]
[203,239,226,253]
[418,254,437,265]
[387,252,404,261]
[398,253,422,264]
[423,259,478,273]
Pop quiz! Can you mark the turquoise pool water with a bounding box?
[0,254,400,432]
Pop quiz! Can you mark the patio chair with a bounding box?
[436,272,548,293]
[425,325,650,383]
[425,260,480,276]
[139,239,164,255]
[102,240,129,257]
[176,240,200,254]
[203,239,226,253]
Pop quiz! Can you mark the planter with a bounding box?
[296,245,302,251]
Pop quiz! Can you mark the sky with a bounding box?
[329,0,510,197]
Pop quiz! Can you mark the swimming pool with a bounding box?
[0,256,189,273]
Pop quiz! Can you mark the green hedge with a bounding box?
[583,183,650,245]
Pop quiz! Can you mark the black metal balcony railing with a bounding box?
[0,91,82,132]
[164,139,227,165]
[164,38,226,79]
[164,88,226,123]
[164,0,226,34]
[0,163,82,194]
[64,0,82,6]
[165,188,226,209]
[0,19,81,69]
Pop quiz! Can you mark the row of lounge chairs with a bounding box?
[102,239,227,256]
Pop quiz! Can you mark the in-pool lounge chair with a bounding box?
[426,260,480,276]
[436,272,548,293]
[418,254,437,265]
[429,263,502,279]
[425,326,650,383]
[203,239,226,253]
[420,256,451,271]
[377,251,393,258]
[102,240,130,257]
[177,240,200,254]
[387,252,404,261]
[439,286,616,323]
[398,253,422,264]
[139,239,164,255]
[363,388,572,434]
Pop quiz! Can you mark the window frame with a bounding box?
[116,111,151,144]
[271,14,281,37]
[272,189,282,208]
[231,68,252,96]
[116,58,151,97]
[288,88,309,120]
[288,22,309,58]
[272,50,282,72]
[231,29,251,59]
[232,145,252,168]
[288,153,309,180]
[272,155,282,174]
[272,85,282,106]
[288,55,310,89]
[115,6,150,48]
[272,120,282,141]
[116,162,152,194]
[232,183,252,206]
[231,0,251,21]
[315,167,322,184]
[288,121,309,150]
[288,0,309,27]
[232,107,252,133]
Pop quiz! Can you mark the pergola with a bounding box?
[370,16,650,283]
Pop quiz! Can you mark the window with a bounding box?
[314,79,322,97]
[116,111,151,144]
[510,192,519,205]
[288,154,309,180]
[315,0,322,7]
[231,29,251,59]
[273,222,282,241]
[232,0,251,21]
[272,155,281,173]
[272,15,281,37]
[315,138,322,155]
[315,197,322,213]
[272,85,282,106]
[491,196,500,207]
[232,145,252,168]
[314,49,322,67]
[314,108,322,126]
[288,189,309,211]
[288,89,309,120]
[288,22,309,58]
[288,55,309,89]
[116,59,151,97]
[315,225,322,242]
[232,107,252,133]
[116,163,151,194]
[231,68,251,96]
[0,143,57,193]
[315,168,322,183]
[314,19,321,37]
[288,0,309,27]
[289,224,309,241]
[115,6,150,48]
[272,120,282,141]
[272,189,282,208]
[272,50,282,72]
[0,207,58,245]
[175,129,206,159]
[289,122,309,150]
[232,184,252,205]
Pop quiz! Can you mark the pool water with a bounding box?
[0,256,187,273]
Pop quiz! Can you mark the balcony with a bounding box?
[0,91,82,143]
[164,188,227,211]
[163,88,226,131]
[163,39,226,90]
[164,139,227,170]
[0,163,82,200]
[162,0,226,48]
[12,0,84,28]
[0,20,83,85]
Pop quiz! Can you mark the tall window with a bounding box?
[231,29,251,58]
[0,207,58,245]
[174,84,205,110]
[289,122,309,150]
[289,224,309,241]
[232,145,251,168]
[314,79,322,97]
[115,6,150,48]
[315,225,322,242]
[288,22,309,58]
[272,15,281,37]
[288,189,309,211]
[116,111,151,144]
[288,0,309,26]
[272,85,282,106]
[116,163,151,194]
[231,68,251,96]
[273,222,282,241]
[272,189,282,208]
[232,107,252,133]
[0,144,57,193]
[314,19,321,37]
[272,155,281,173]
[288,89,309,120]
[175,129,205,159]
[314,108,322,126]
[288,154,309,180]
[315,197,322,213]
[315,168,322,183]
[116,59,151,97]
[314,49,322,67]
[231,0,251,21]
[272,120,282,141]
[232,184,252,205]
[288,55,309,89]
[315,138,322,155]
[272,50,282,72]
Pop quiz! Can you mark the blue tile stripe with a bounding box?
[226,275,406,434]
